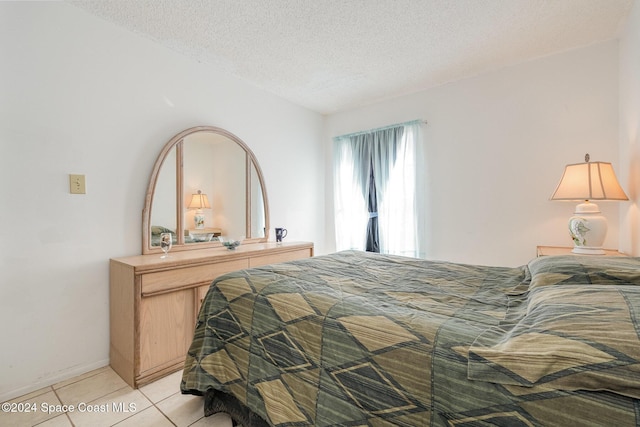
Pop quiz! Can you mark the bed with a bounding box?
[181,250,640,426]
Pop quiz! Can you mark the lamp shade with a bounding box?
[550,159,628,201]
[187,190,211,209]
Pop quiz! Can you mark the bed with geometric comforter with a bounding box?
[181,250,640,426]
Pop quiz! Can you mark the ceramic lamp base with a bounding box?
[571,246,606,255]
[194,210,205,229]
[568,202,607,255]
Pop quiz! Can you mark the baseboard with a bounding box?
[0,359,110,403]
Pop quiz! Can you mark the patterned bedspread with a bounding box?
[181,251,640,426]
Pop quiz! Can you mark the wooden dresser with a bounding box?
[109,241,313,388]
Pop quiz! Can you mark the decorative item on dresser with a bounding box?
[110,125,313,388]
[275,227,287,243]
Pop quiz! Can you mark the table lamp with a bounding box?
[188,190,211,229]
[550,153,628,254]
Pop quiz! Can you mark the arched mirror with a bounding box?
[142,126,269,254]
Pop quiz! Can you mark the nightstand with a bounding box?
[187,227,222,236]
[536,245,626,257]
[186,228,222,242]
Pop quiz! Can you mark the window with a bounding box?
[333,120,423,257]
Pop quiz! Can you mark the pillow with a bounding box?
[468,284,640,399]
[527,255,640,289]
[151,225,175,236]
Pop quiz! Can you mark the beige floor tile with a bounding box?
[190,412,234,427]
[111,406,174,427]
[156,392,205,427]
[4,365,234,427]
[65,387,152,427]
[4,386,52,404]
[139,370,183,403]
[53,366,112,390]
[0,390,62,427]
[55,368,129,406]
[35,413,73,426]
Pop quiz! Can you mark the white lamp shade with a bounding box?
[550,161,628,201]
[188,191,211,209]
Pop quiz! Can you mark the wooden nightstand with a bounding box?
[187,227,222,236]
[537,246,626,257]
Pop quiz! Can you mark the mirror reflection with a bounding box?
[250,163,266,238]
[183,132,246,243]
[143,126,269,254]
[150,147,177,244]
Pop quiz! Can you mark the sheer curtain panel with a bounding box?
[333,121,422,257]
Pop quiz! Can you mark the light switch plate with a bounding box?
[69,174,86,194]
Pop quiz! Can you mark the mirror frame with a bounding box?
[142,126,270,254]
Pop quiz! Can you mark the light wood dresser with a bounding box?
[109,241,313,388]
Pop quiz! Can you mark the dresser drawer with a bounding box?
[141,259,249,296]
[249,248,312,268]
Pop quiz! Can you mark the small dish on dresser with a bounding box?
[222,240,241,250]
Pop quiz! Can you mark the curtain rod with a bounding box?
[334,119,427,140]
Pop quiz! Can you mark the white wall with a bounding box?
[0,3,324,401]
[619,0,640,257]
[326,41,621,267]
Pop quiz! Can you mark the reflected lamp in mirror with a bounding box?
[550,153,628,254]
[188,190,211,229]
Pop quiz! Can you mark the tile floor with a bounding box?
[0,366,233,427]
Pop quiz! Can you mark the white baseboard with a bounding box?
[0,359,110,403]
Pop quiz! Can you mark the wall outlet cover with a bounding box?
[69,174,86,194]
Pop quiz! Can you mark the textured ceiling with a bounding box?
[67,0,633,114]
